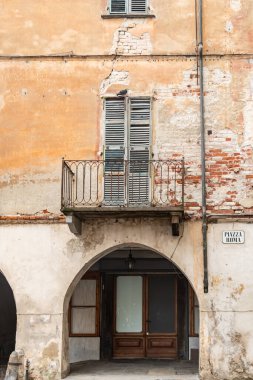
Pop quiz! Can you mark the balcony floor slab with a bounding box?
[62,207,184,220]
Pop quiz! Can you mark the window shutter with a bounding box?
[129,98,150,147]
[128,98,151,204]
[110,0,126,13]
[130,0,147,13]
[104,98,126,204]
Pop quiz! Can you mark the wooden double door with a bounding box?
[113,274,177,359]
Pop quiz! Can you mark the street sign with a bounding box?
[222,231,245,244]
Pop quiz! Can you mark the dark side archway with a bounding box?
[0,271,16,365]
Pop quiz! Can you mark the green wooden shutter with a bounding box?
[104,98,126,204]
[110,0,126,13]
[128,98,151,204]
[130,0,147,13]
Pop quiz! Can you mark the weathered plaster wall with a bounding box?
[0,1,252,379]
[0,58,252,216]
[0,1,252,55]
[204,0,253,54]
[201,222,253,380]
[0,220,252,379]
[0,0,196,56]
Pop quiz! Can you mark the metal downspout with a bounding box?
[198,0,208,293]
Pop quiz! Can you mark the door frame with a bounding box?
[112,273,178,358]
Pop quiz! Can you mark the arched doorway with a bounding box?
[0,271,16,375]
[63,246,199,378]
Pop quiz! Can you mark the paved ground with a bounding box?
[67,360,199,380]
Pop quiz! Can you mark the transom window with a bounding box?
[110,0,148,14]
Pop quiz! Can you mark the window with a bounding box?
[189,286,199,336]
[104,97,151,205]
[110,0,147,14]
[69,272,100,337]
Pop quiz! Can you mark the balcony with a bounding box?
[61,159,184,221]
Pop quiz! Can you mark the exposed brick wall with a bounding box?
[155,62,253,217]
[110,21,152,55]
[0,214,65,224]
[205,131,253,214]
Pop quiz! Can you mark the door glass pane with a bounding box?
[116,276,143,333]
[148,275,175,333]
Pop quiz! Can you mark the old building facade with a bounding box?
[0,0,253,379]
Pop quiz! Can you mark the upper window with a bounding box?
[104,97,151,205]
[110,0,147,14]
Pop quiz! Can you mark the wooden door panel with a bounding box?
[113,337,145,358]
[113,274,178,359]
[146,336,177,358]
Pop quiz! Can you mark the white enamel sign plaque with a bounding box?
[222,231,245,244]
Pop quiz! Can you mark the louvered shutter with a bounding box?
[130,0,147,13]
[110,0,126,13]
[104,98,126,204]
[128,98,151,205]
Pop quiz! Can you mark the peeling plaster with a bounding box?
[240,192,253,208]
[243,75,253,144]
[42,341,59,359]
[110,20,152,55]
[21,88,28,96]
[100,70,129,94]
[230,0,242,12]
[65,238,86,258]
[243,101,253,143]
[225,20,234,33]
[170,109,199,126]
[208,68,232,86]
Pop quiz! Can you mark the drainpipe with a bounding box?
[197,0,208,293]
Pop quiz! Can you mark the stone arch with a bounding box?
[61,233,201,377]
[0,270,17,366]
[63,242,199,310]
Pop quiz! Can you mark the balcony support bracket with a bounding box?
[171,214,180,237]
[66,214,82,235]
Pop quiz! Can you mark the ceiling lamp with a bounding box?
[126,249,135,270]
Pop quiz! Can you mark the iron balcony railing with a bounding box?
[61,159,184,210]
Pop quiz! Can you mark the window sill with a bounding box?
[101,14,155,19]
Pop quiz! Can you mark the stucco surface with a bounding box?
[0,1,252,55]
[0,221,253,379]
[0,58,252,216]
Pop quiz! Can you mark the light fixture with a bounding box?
[126,249,135,270]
